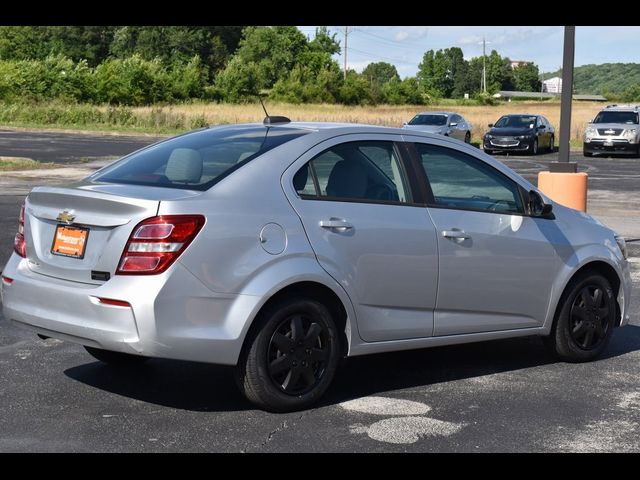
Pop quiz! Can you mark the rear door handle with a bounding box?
[442,229,471,240]
[320,219,353,231]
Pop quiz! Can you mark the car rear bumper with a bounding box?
[1,253,260,365]
[584,140,638,154]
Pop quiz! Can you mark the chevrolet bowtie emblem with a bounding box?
[56,211,76,224]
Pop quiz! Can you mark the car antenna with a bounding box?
[251,90,291,126]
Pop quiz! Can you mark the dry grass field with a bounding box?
[131,101,605,142]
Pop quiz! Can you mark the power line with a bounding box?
[350,27,430,51]
[346,46,417,66]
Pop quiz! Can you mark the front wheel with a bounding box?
[531,138,539,155]
[236,297,341,412]
[549,136,555,152]
[544,273,616,362]
[84,346,149,366]
[464,131,471,143]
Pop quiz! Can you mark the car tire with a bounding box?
[549,136,555,152]
[531,138,539,156]
[484,148,493,155]
[544,272,616,363]
[236,297,341,412]
[84,346,149,366]
[464,131,471,143]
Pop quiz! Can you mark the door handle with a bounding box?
[442,229,471,240]
[320,219,353,231]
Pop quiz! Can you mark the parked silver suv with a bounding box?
[584,104,640,157]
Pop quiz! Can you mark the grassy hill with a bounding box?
[542,63,640,95]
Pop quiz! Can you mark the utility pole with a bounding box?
[482,37,487,93]
[558,26,575,166]
[344,26,349,80]
[538,26,586,213]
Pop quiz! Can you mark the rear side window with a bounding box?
[415,143,524,214]
[294,141,412,204]
[90,125,309,191]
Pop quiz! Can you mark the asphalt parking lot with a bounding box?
[1,131,639,452]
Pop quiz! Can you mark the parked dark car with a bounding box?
[483,114,555,155]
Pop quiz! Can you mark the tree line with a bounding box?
[0,26,543,106]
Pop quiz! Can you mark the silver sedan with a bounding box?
[1,121,632,411]
[403,111,472,143]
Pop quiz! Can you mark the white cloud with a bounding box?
[395,31,410,41]
[458,35,483,45]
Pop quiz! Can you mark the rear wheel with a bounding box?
[544,272,616,362]
[549,136,555,152]
[84,346,149,366]
[236,297,341,412]
[464,131,471,143]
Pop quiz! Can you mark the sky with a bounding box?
[296,26,640,78]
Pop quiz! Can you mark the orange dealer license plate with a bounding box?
[51,225,89,259]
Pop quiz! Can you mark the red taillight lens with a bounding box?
[116,215,205,275]
[97,297,131,308]
[14,204,26,258]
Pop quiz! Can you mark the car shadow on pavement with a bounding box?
[64,360,248,412]
[321,324,640,407]
[63,325,640,413]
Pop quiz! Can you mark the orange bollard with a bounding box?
[537,171,588,212]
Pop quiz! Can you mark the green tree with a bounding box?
[485,50,513,93]
[417,49,449,97]
[513,62,541,92]
[362,62,399,85]
[383,77,426,104]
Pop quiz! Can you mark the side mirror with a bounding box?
[403,122,407,126]
[529,190,553,217]
[488,123,494,128]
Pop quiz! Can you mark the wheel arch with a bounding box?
[241,281,351,359]
[549,259,623,332]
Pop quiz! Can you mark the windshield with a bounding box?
[494,115,537,129]
[408,114,447,126]
[593,111,639,124]
[90,125,309,191]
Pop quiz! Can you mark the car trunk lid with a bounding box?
[23,185,199,284]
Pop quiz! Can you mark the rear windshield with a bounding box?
[90,125,309,191]
[593,111,639,124]
[408,114,447,126]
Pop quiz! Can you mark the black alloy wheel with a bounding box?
[236,297,340,412]
[544,273,616,362]
[267,314,330,395]
[568,284,611,351]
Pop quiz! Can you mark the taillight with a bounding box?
[13,204,26,258]
[116,215,205,275]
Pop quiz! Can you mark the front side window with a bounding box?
[415,143,524,214]
[91,125,309,191]
[294,141,412,204]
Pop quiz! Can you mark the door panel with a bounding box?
[428,207,558,335]
[283,136,438,342]
[412,141,562,336]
